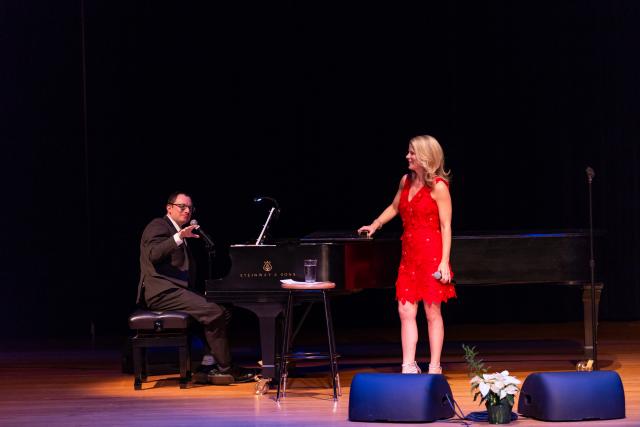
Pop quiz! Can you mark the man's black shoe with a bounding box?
[193,364,217,384]
[221,366,258,384]
[207,369,234,385]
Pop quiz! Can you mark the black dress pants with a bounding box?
[145,286,232,368]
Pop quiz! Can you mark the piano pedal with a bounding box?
[254,376,272,395]
[576,359,594,371]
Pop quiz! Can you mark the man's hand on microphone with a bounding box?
[180,224,200,239]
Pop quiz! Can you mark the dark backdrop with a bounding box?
[2,1,639,339]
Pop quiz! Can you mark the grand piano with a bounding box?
[205,231,602,379]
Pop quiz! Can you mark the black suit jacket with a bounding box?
[137,216,197,303]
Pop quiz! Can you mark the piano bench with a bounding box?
[276,281,341,401]
[128,310,192,390]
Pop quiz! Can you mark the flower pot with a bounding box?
[486,401,512,424]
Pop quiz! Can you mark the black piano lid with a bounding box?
[452,229,604,240]
[301,230,399,242]
[454,231,588,240]
[301,230,370,242]
[301,229,603,241]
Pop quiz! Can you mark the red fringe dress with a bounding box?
[396,176,457,305]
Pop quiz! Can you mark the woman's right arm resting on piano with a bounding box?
[358,175,406,237]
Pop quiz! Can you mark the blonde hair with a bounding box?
[409,135,451,188]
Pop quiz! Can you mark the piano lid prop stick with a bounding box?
[255,207,276,245]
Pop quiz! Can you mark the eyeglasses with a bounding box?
[169,203,195,213]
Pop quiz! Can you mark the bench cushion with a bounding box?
[128,310,190,330]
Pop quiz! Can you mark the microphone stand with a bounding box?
[586,166,598,370]
[200,230,216,280]
[205,242,215,280]
[188,219,216,280]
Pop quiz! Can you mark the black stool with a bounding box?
[276,281,341,401]
[129,310,192,390]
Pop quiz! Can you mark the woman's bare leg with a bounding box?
[424,301,444,373]
[398,300,419,371]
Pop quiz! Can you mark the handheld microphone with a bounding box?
[433,271,456,284]
[189,219,215,247]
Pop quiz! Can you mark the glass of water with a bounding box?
[304,259,318,283]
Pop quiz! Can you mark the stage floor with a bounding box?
[1,321,638,426]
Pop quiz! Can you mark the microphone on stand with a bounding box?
[189,219,215,248]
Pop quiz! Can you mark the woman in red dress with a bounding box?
[359,135,456,374]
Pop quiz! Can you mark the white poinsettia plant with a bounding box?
[470,370,521,407]
[463,344,521,407]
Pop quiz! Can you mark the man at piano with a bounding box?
[359,135,456,375]
[137,191,256,385]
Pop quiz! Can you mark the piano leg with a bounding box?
[581,283,603,361]
[236,302,284,380]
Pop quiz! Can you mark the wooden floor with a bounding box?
[1,321,638,426]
